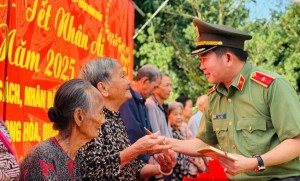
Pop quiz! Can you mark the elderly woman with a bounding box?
[168,101,207,180]
[78,57,176,180]
[19,79,105,180]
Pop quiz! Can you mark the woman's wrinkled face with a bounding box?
[168,107,184,130]
[81,87,105,139]
[107,64,132,102]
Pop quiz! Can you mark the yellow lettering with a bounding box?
[46,89,56,109]
[1,29,40,72]
[42,123,58,141]
[25,0,38,22]
[0,26,14,62]
[3,78,22,106]
[5,120,21,142]
[13,39,40,72]
[37,0,52,30]
[90,32,105,56]
[24,85,46,108]
[23,119,41,142]
[25,0,51,30]
[71,0,103,22]
[0,80,3,101]
[55,8,89,50]
[0,23,9,62]
[44,49,76,81]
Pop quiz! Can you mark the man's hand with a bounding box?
[217,153,257,176]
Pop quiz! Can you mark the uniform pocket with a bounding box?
[212,119,228,149]
[236,118,267,154]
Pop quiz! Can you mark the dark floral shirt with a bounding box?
[77,107,145,180]
[19,138,80,181]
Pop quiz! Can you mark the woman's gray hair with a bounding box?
[48,79,95,134]
[135,64,162,82]
[167,101,183,117]
[79,57,118,87]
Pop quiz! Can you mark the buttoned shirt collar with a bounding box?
[130,88,146,104]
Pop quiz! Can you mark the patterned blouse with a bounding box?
[171,128,192,181]
[77,107,145,180]
[0,121,20,180]
[19,138,81,181]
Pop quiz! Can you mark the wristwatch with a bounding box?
[253,155,265,172]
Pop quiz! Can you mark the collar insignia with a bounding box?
[207,86,216,95]
[237,75,245,91]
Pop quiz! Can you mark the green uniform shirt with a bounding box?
[197,62,300,181]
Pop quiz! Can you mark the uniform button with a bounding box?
[228,99,231,102]
[229,122,232,125]
[232,145,236,149]
[248,126,252,131]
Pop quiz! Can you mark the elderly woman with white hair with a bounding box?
[19,79,105,180]
[78,57,176,180]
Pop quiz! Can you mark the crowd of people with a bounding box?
[0,18,299,181]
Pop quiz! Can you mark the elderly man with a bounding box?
[119,64,162,163]
[146,73,173,138]
[166,19,300,181]
[78,58,176,180]
[146,73,173,181]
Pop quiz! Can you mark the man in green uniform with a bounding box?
[166,18,300,181]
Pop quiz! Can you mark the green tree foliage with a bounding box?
[133,0,300,101]
[245,4,300,96]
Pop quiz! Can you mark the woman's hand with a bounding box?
[132,132,172,155]
[156,149,176,175]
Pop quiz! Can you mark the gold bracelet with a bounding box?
[158,165,173,176]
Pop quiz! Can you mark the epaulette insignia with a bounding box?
[237,75,245,91]
[251,71,275,88]
[207,86,216,95]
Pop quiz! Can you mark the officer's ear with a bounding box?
[224,52,234,66]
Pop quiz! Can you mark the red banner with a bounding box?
[0,0,134,160]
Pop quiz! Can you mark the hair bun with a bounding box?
[48,107,62,123]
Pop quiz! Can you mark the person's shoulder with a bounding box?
[120,97,136,110]
[20,139,55,165]
[29,139,55,153]
[145,97,155,107]
[250,67,283,88]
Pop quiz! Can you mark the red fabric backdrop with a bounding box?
[0,0,134,160]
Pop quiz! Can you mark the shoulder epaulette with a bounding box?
[251,71,275,88]
[207,86,216,95]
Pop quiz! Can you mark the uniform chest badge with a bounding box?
[212,113,227,119]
